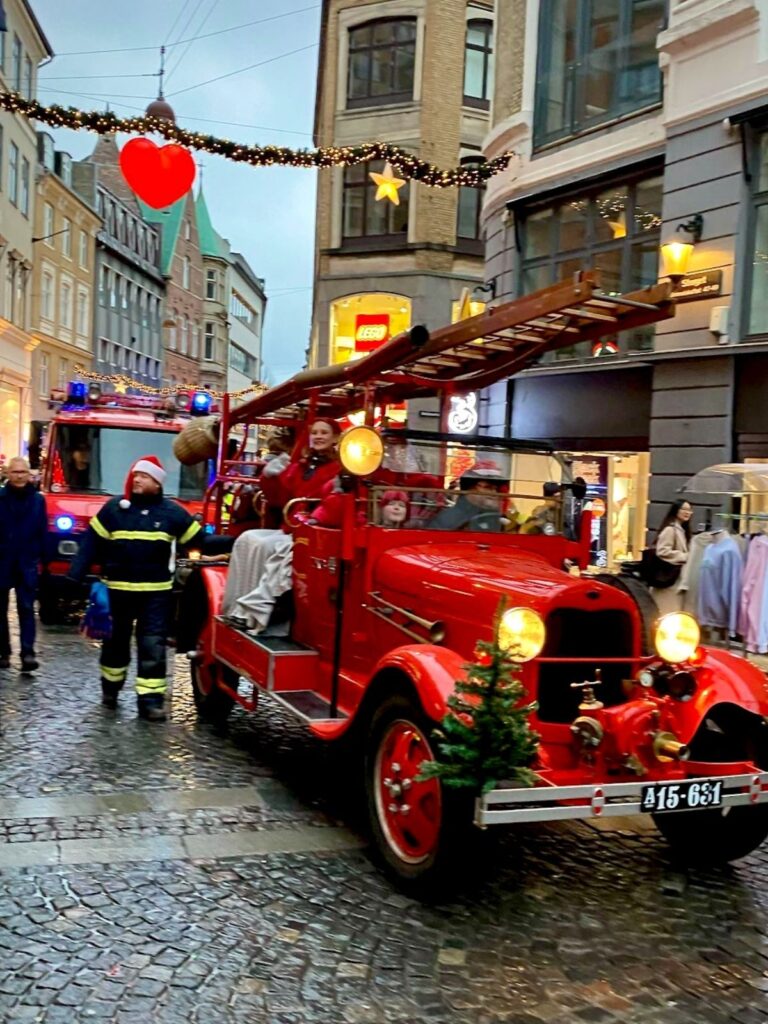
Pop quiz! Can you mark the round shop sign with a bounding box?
[591,497,606,519]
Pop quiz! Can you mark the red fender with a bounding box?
[670,647,768,741]
[199,565,227,617]
[369,644,468,723]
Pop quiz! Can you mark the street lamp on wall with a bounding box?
[660,214,704,284]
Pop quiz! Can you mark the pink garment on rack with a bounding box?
[739,535,768,653]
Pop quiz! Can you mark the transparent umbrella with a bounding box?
[681,463,768,494]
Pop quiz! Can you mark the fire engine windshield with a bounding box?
[49,426,208,501]
[370,434,576,536]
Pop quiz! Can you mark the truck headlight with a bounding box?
[655,612,700,665]
[338,426,384,476]
[498,607,545,662]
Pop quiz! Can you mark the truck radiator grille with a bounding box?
[537,609,635,724]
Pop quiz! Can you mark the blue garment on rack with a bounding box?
[698,533,742,634]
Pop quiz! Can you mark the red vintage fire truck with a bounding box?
[178,273,768,887]
[39,383,212,622]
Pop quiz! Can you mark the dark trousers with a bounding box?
[100,590,172,700]
[0,564,37,657]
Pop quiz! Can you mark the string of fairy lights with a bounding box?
[0,92,513,187]
[73,364,268,401]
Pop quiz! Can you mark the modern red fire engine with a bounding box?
[39,383,212,621]
[176,273,768,887]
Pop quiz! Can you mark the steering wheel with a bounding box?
[283,497,321,529]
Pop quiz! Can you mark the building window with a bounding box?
[120,276,127,311]
[77,287,89,336]
[126,281,133,315]
[41,270,54,321]
[110,272,118,308]
[0,30,5,72]
[204,321,215,361]
[342,159,409,241]
[747,131,768,335]
[180,314,188,354]
[229,343,255,377]
[191,323,199,359]
[182,255,190,290]
[79,230,88,268]
[20,158,29,217]
[533,0,665,149]
[347,18,417,109]
[520,172,663,356]
[58,358,68,389]
[456,157,486,242]
[139,289,147,327]
[8,142,18,206]
[463,19,494,108]
[169,308,178,351]
[184,219,191,240]
[62,218,72,258]
[11,35,21,92]
[22,55,32,99]
[230,290,257,324]
[206,268,216,300]
[60,280,73,330]
[44,203,54,244]
[38,352,48,397]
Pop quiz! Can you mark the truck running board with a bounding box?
[270,689,349,723]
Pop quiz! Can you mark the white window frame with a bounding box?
[62,217,72,259]
[60,277,73,331]
[78,230,88,269]
[41,265,55,322]
[43,203,54,245]
[76,285,89,337]
[38,351,48,397]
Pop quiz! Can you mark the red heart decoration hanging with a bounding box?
[119,138,196,209]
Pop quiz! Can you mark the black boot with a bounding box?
[101,681,120,709]
[21,654,39,674]
[137,696,167,722]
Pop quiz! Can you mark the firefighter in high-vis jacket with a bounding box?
[69,454,204,722]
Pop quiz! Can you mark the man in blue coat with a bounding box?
[0,457,47,672]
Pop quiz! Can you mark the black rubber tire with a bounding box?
[653,718,768,865]
[591,573,658,656]
[363,692,471,893]
[653,803,768,866]
[190,658,236,725]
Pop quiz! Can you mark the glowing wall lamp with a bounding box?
[660,214,703,284]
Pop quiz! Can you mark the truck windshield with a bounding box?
[49,426,209,501]
[369,435,571,535]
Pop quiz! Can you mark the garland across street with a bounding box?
[0,91,513,187]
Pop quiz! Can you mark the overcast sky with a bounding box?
[33,0,321,385]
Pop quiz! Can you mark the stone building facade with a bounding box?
[310,0,495,369]
[482,0,768,566]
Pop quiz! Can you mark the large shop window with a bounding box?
[747,132,768,335]
[534,0,665,149]
[520,173,662,359]
[347,19,417,109]
[329,294,411,364]
[342,160,409,244]
[463,18,494,109]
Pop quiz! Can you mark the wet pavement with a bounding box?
[2,625,768,1022]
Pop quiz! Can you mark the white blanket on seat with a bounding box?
[222,529,294,632]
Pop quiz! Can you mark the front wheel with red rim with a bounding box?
[190,624,236,724]
[364,694,463,887]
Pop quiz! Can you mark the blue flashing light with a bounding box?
[55,515,75,532]
[67,381,87,405]
[190,391,213,416]
[204,523,215,534]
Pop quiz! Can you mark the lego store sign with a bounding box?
[355,314,390,352]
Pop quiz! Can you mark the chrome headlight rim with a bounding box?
[498,606,546,663]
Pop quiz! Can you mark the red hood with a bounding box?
[374,542,628,621]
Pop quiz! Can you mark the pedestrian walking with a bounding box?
[650,500,692,616]
[68,455,203,721]
[0,457,47,673]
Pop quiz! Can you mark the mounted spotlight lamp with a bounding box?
[660,214,704,284]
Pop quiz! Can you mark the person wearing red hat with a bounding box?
[68,455,204,721]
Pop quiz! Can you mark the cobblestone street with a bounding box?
[1,625,768,1023]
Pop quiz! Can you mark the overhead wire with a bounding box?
[48,5,320,57]
[35,86,314,136]
[164,0,221,87]
[167,42,319,97]
[164,0,194,44]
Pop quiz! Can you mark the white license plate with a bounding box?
[640,779,724,814]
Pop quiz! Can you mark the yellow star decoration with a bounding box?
[370,162,407,205]
[114,382,128,394]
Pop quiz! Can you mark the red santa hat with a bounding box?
[118,455,167,509]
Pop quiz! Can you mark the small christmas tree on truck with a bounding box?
[420,601,540,794]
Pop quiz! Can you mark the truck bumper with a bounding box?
[475,771,768,827]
